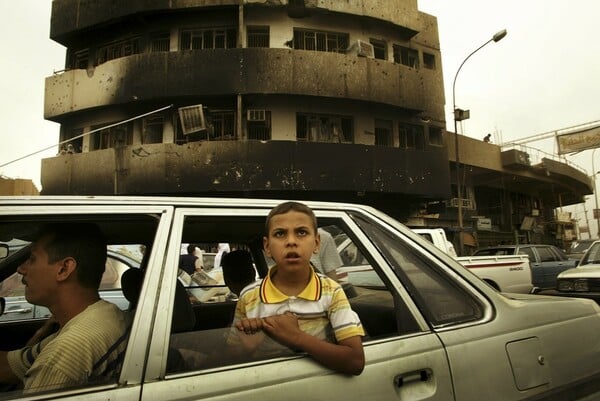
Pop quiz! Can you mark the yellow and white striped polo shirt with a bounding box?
[230,267,364,352]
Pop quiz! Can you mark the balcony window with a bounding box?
[72,49,89,69]
[374,120,393,147]
[91,123,133,150]
[399,123,424,149]
[247,110,271,140]
[293,29,349,53]
[393,45,419,68]
[209,112,236,140]
[428,127,443,146]
[151,32,170,52]
[180,28,237,50]
[370,38,387,60]
[423,52,436,69]
[297,114,353,143]
[143,117,164,144]
[247,26,269,48]
[96,37,141,65]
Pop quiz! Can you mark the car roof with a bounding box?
[0,195,367,212]
[0,196,390,251]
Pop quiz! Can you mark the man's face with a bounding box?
[17,235,61,306]
[263,210,320,274]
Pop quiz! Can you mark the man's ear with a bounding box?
[263,236,271,257]
[56,257,77,282]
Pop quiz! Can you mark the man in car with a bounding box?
[0,223,130,394]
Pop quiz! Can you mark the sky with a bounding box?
[417,0,600,238]
[0,1,598,237]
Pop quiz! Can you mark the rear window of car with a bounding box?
[473,248,515,256]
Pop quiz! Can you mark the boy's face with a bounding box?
[264,210,320,273]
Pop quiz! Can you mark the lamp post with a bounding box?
[452,29,507,256]
[593,147,600,239]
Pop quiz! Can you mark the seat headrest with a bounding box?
[121,268,144,309]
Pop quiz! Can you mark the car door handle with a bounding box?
[394,369,431,387]
[5,307,32,314]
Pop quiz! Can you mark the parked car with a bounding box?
[542,240,600,303]
[472,244,578,291]
[1,196,600,401]
[412,229,533,293]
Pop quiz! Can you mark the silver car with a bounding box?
[1,196,600,401]
[546,240,600,303]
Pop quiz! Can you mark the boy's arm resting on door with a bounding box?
[262,312,365,376]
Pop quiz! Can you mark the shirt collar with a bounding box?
[260,266,322,303]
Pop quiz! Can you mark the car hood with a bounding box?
[558,264,600,279]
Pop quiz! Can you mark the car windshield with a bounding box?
[570,240,595,253]
[580,243,600,266]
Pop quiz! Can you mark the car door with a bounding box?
[533,246,564,290]
[0,203,174,401]
[140,207,457,401]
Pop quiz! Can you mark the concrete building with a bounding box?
[0,177,39,196]
[41,0,591,252]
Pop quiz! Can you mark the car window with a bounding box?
[0,211,162,398]
[518,247,535,261]
[474,247,513,256]
[164,213,421,375]
[536,247,556,262]
[550,246,568,261]
[350,212,484,328]
[580,242,600,266]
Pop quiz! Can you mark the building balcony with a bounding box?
[50,0,421,44]
[44,48,444,121]
[40,140,450,199]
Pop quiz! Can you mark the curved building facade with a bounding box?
[42,0,450,218]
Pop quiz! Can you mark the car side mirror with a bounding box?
[0,244,8,259]
[0,297,5,316]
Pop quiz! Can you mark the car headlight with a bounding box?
[558,280,574,291]
[572,279,590,292]
[558,279,590,292]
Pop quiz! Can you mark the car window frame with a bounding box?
[145,206,442,379]
[0,204,175,397]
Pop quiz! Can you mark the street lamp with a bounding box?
[593,148,600,239]
[453,29,507,255]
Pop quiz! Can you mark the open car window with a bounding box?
[163,211,422,375]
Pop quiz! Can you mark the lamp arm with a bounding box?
[452,38,494,110]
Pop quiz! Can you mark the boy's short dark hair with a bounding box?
[265,201,317,234]
[37,223,107,289]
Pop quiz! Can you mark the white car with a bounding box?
[1,196,600,401]
[547,240,600,303]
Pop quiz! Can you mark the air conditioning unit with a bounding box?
[348,40,375,58]
[178,105,206,135]
[247,109,266,121]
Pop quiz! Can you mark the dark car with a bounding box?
[473,244,578,291]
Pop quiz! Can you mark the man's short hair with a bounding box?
[265,201,318,235]
[37,223,107,289]
[187,244,196,254]
[222,250,256,292]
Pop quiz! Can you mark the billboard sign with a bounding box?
[556,125,600,154]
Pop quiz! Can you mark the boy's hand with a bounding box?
[235,318,266,351]
[262,312,304,349]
